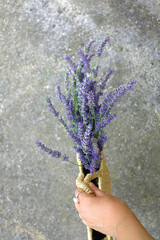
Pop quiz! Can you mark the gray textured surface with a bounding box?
[0,0,160,239]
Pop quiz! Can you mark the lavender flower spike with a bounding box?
[58,116,70,134]
[68,130,81,148]
[77,122,84,142]
[64,54,76,71]
[56,86,66,102]
[78,49,90,72]
[62,154,69,162]
[35,140,70,162]
[47,98,59,117]
[99,69,114,91]
[90,153,102,174]
[82,124,92,154]
[35,140,61,158]
[84,40,96,53]
[97,36,110,57]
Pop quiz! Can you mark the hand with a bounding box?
[74,182,130,237]
[74,183,155,240]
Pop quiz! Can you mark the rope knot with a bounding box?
[76,169,102,195]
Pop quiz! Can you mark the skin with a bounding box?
[74,182,155,240]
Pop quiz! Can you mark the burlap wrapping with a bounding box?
[76,151,113,240]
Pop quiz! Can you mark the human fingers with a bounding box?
[74,183,105,211]
[89,182,106,197]
[74,182,105,199]
[74,188,87,210]
[75,188,85,197]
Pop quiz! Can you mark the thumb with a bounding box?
[89,182,105,197]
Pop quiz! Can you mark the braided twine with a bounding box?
[76,151,112,240]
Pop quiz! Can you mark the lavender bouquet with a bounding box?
[35,36,136,240]
[35,36,136,175]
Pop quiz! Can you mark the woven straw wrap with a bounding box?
[76,151,113,240]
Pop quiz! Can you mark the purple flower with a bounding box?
[100,80,137,118]
[65,93,73,111]
[35,140,69,161]
[65,94,75,121]
[64,54,76,71]
[84,40,95,53]
[47,98,59,117]
[96,113,116,133]
[64,70,70,90]
[97,130,109,151]
[47,97,76,139]
[78,49,91,72]
[86,91,95,108]
[77,122,84,141]
[36,36,137,174]
[58,117,72,134]
[99,69,114,91]
[73,146,90,170]
[66,112,74,121]
[56,86,66,102]
[90,153,102,174]
[92,138,100,153]
[68,130,81,147]
[62,154,69,162]
[97,36,110,57]
[87,52,96,63]
[82,124,93,154]
[91,65,100,78]
[81,100,89,124]
[80,152,90,170]
[55,87,76,123]
[89,139,102,174]
[82,78,97,93]
[78,90,89,124]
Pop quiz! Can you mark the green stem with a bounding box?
[67,160,81,167]
[86,154,91,164]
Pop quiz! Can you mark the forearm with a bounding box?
[116,211,155,240]
[74,184,155,240]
